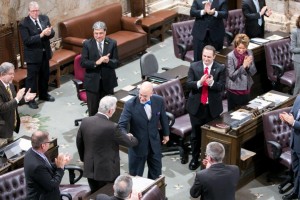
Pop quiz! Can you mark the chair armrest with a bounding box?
[60,192,72,200]
[166,112,175,127]
[121,16,146,34]
[224,31,234,46]
[64,165,83,184]
[161,67,171,71]
[177,43,188,61]
[267,140,282,160]
[62,37,86,47]
[271,64,284,78]
[72,79,84,93]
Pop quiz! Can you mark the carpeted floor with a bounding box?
[16,36,288,200]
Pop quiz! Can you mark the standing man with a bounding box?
[0,62,35,147]
[19,1,55,109]
[186,45,226,170]
[190,142,240,200]
[190,0,228,62]
[280,95,300,200]
[81,21,118,116]
[76,96,138,193]
[242,0,272,38]
[118,81,170,180]
[24,131,71,200]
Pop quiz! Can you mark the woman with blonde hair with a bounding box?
[226,33,257,111]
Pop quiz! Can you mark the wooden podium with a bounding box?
[201,91,295,187]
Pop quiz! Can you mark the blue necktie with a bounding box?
[144,100,151,106]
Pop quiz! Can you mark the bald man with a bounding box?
[118,82,170,180]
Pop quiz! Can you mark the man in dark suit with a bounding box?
[0,62,35,147]
[280,95,300,200]
[190,142,240,200]
[96,175,134,200]
[190,0,228,61]
[81,21,118,116]
[186,45,226,170]
[24,130,71,200]
[118,81,170,180]
[19,1,55,109]
[242,0,272,38]
[76,96,138,193]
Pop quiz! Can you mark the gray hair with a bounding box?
[113,175,133,199]
[98,96,117,113]
[28,1,39,11]
[31,131,49,149]
[206,142,225,163]
[92,21,107,31]
[0,62,15,75]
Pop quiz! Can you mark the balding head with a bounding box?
[139,81,153,104]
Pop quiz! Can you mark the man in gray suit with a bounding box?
[118,81,170,180]
[280,95,300,200]
[76,96,138,193]
[290,16,300,95]
[190,142,240,200]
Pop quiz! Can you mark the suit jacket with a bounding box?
[186,61,226,118]
[190,163,240,200]
[24,148,64,200]
[291,28,300,63]
[96,194,123,200]
[118,94,170,157]
[290,96,300,153]
[76,113,138,181]
[242,0,267,38]
[226,49,257,90]
[19,15,55,63]
[81,37,118,93]
[0,82,21,138]
[190,0,228,42]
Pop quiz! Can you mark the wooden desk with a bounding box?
[200,90,295,187]
[81,175,166,200]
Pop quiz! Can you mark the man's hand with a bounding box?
[199,74,209,85]
[95,53,111,65]
[202,158,212,169]
[204,2,212,14]
[279,112,295,126]
[55,153,71,169]
[24,88,36,102]
[207,8,215,15]
[162,136,169,144]
[265,8,272,17]
[16,88,26,102]
[260,6,268,16]
[40,26,52,37]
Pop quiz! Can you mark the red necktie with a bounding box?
[201,67,209,104]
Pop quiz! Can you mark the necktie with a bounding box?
[34,20,42,33]
[144,102,152,120]
[41,154,52,168]
[296,109,300,120]
[200,67,209,104]
[98,42,103,56]
[253,0,262,26]
[6,86,17,127]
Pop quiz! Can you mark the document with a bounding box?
[230,110,252,120]
[265,34,284,41]
[247,98,273,110]
[240,148,256,161]
[122,85,136,92]
[250,38,270,45]
[262,92,289,104]
[248,42,260,49]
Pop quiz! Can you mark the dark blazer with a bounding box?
[290,96,300,153]
[19,15,55,63]
[118,94,170,157]
[242,0,267,38]
[81,37,118,93]
[186,61,226,118]
[96,194,123,200]
[190,0,228,42]
[0,82,21,138]
[76,113,138,182]
[190,163,240,200]
[24,148,64,200]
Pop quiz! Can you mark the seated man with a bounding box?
[190,142,240,200]
[96,175,134,200]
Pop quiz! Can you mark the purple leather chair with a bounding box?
[223,9,245,46]
[141,185,164,200]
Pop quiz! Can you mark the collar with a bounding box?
[31,147,47,160]
[29,16,39,23]
[0,80,9,88]
[98,112,109,119]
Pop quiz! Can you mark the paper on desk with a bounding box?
[247,98,272,110]
[248,42,260,49]
[121,95,135,102]
[262,92,289,104]
[19,138,32,151]
[240,148,256,161]
[265,34,284,41]
[250,38,270,44]
[122,85,136,92]
[230,111,251,120]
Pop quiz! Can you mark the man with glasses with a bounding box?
[19,1,55,109]
[0,62,35,147]
[118,81,169,180]
[190,142,240,200]
[24,130,71,200]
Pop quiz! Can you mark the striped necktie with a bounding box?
[7,85,17,127]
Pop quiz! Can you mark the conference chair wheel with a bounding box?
[278,188,284,194]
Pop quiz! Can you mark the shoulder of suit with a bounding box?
[152,94,163,101]
[190,61,202,68]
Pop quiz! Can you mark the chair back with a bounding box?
[0,23,18,68]
[74,54,85,82]
[141,185,164,200]
[223,9,245,46]
[140,53,159,79]
[153,79,186,118]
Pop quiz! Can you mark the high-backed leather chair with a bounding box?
[264,38,295,92]
[141,185,164,200]
[73,54,87,126]
[262,107,293,194]
[223,9,245,46]
[153,79,192,164]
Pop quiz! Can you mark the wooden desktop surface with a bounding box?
[200,90,295,187]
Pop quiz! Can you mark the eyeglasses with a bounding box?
[30,10,39,13]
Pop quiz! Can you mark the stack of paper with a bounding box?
[247,98,273,110]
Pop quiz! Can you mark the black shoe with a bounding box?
[28,100,38,109]
[189,159,200,170]
[282,192,298,200]
[39,94,55,102]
